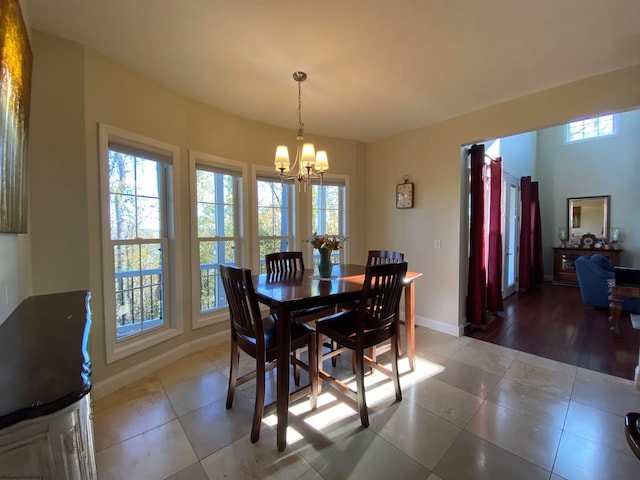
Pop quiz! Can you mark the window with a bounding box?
[567,114,617,143]
[99,124,183,363]
[310,180,347,265]
[190,151,245,327]
[256,175,295,273]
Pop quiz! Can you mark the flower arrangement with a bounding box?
[308,232,341,251]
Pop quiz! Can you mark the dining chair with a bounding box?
[220,264,318,443]
[265,251,338,371]
[316,261,408,427]
[367,250,404,265]
[355,250,406,366]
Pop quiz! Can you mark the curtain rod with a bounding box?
[465,146,498,163]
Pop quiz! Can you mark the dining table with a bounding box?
[253,263,422,451]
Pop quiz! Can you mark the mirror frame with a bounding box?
[567,195,610,241]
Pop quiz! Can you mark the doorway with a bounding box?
[502,172,520,298]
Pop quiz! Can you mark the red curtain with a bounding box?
[487,158,504,312]
[467,145,486,326]
[468,145,505,326]
[518,176,544,289]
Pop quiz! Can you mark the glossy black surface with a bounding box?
[0,291,91,429]
[626,412,640,460]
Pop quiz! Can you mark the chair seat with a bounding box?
[239,314,315,352]
[316,310,393,349]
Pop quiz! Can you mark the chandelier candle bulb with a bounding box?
[274,71,329,189]
[315,151,328,171]
[301,143,316,168]
[275,145,290,171]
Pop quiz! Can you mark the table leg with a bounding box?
[276,304,291,451]
[404,281,416,371]
[609,293,623,335]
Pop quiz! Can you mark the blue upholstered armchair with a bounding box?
[575,254,640,311]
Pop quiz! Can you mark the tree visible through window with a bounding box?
[311,182,346,265]
[108,149,167,340]
[196,166,239,313]
[257,178,293,272]
[567,114,616,143]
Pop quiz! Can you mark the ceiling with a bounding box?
[23,0,640,142]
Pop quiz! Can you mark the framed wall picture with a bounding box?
[0,0,33,233]
[396,177,414,209]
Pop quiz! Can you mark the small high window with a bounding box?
[567,114,617,143]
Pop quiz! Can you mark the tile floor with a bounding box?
[93,327,640,479]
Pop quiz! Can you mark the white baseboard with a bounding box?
[404,310,462,337]
[92,330,229,400]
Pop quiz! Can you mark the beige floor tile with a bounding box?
[516,350,578,377]
[165,369,229,416]
[504,359,576,399]
[564,400,634,456]
[466,399,562,471]
[369,399,462,470]
[200,426,312,480]
[96,419,197,480]
[154,351,217,387]
[93,374,162,414]
[488,378,569,429]
[453,341,516,376]
[166,462,208,480]
[296,469,324,480]
[571,370,640,415]
[433,430,550,480]
[179,393,254,460]
[435,356,502,399]
[199,341,231,369]
[553,430,639,480]
[405,377,485,427]
[298,425,430,479]
[93,388,176,451]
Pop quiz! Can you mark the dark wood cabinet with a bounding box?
[552,247,622,286]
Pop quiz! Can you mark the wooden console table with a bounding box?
[552,247,621,286]
[0,291,96,479]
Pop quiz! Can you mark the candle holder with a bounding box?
[558,226,568,248]
[610,227,621,248]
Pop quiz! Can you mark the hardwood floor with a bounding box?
[467,282,640,380]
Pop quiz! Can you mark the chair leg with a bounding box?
[355,345,369,428]
[317,331,324,394]
[391,333,402,402]
[331,339,338,367]
[251,357,266,443]
[226,340,239,409]
[309,334,318,410]
[293,350,301,386]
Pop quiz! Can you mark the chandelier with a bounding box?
[274,71,328,190]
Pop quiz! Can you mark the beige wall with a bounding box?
[29,31,366,383]
[367,65,640,334]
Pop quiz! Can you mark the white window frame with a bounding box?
[566,114,618,143]
[189,151,247,328]
[307,175,349,265]
[252,166,297,273]
[99,123,183,364]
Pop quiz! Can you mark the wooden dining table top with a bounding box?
[253,263,422,308]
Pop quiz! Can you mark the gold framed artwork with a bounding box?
[0,0,32,233]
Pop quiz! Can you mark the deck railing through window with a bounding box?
[114,267,164,339]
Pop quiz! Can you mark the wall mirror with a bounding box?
[568,195,610,240]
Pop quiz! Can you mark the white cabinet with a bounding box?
[0,394,96,479]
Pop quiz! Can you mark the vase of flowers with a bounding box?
[308,232,341,279]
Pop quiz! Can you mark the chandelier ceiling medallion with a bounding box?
[274,71,328,190]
